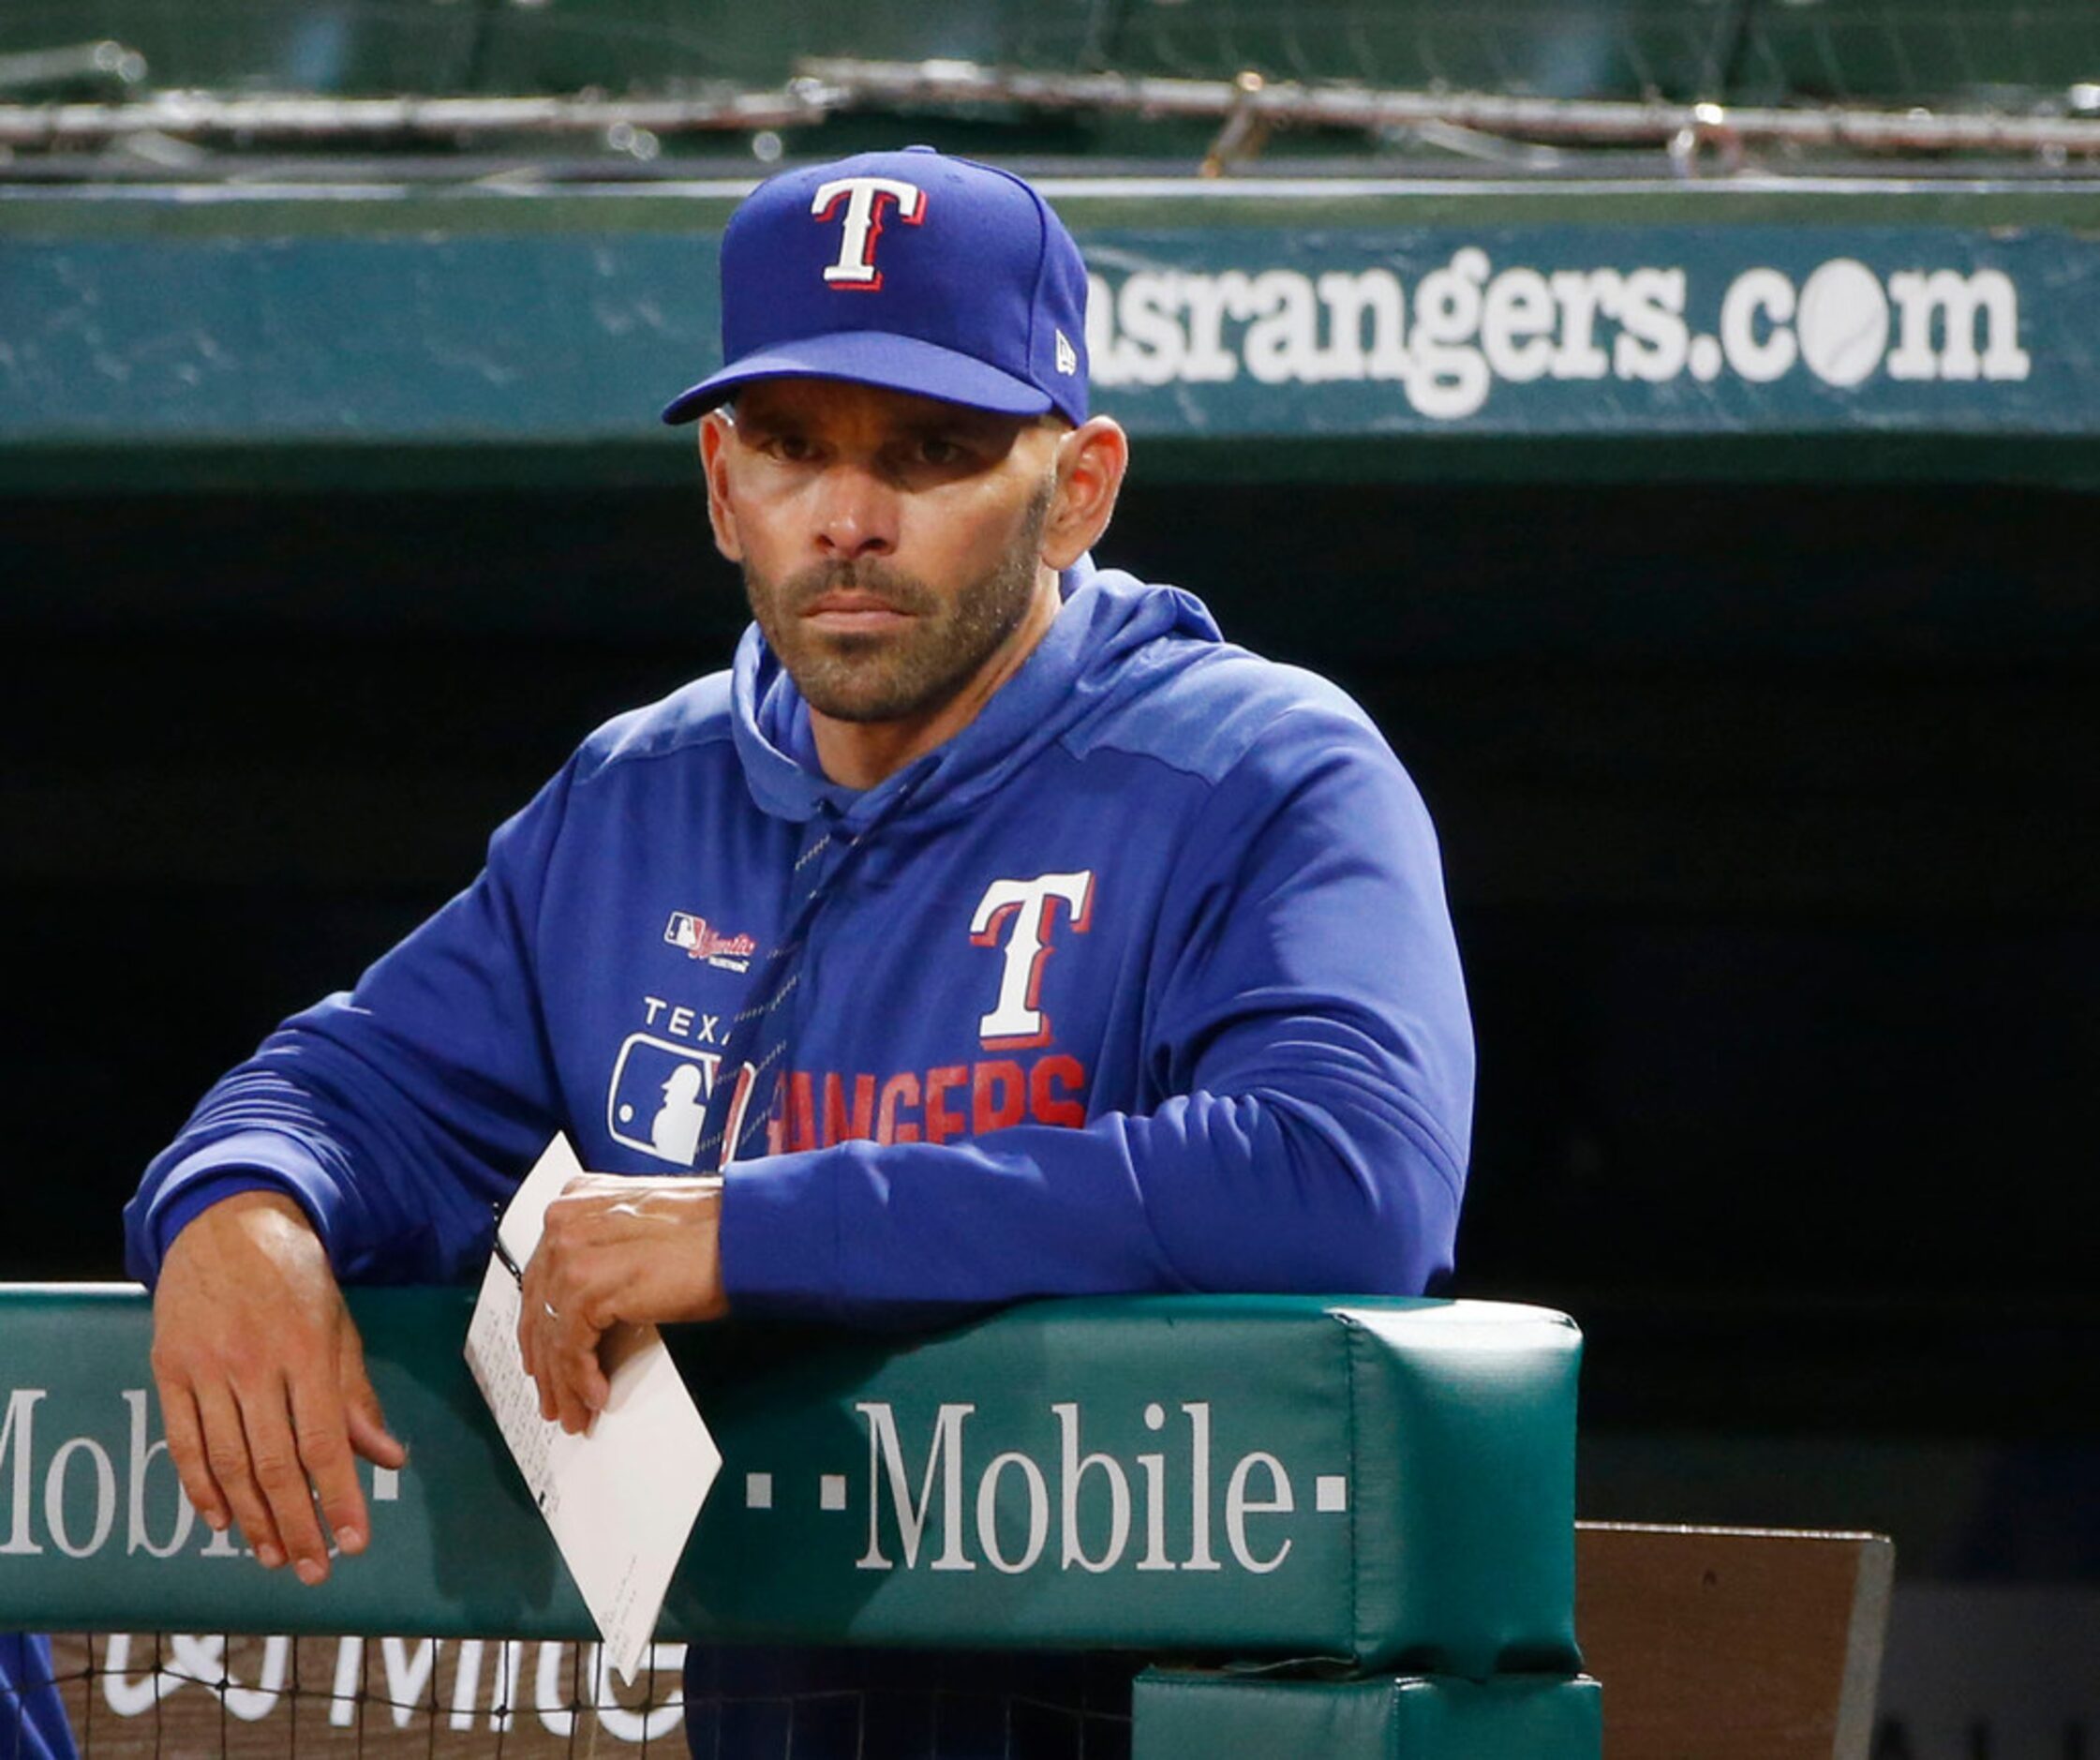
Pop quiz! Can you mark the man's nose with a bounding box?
[812,462,900,560]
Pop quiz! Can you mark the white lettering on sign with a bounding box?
[1084,254,2032,418]
[844,1398,1337,1579]
[0,1388,43,1555]
[976,1451,1050,1574]
[1885,268,2032,382]
[44,1435,115,1559]
[1224,1450,1294,1574]
[856,1400,976,1573]
[124,1388,192,1559]
[1055,1402,1131,1574]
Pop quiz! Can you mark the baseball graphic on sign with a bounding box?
[1795,259,1890,387]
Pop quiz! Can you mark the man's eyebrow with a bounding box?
[896,411,1017,441]
[730,407,796,438]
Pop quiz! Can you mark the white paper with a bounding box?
[463,1134,722,1682]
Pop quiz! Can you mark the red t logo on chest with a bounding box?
[968,872,1096,1052]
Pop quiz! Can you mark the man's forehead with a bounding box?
[732,377,1033,436]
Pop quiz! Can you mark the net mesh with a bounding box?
[14,1634,1137,1759]
[2,0,2095,112]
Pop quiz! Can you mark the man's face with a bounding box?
[704,379,1061,725]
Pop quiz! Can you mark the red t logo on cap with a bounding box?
[811,176,928,291]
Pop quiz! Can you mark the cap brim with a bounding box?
[661,330,1054,425]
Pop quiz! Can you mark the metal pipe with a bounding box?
[2,57,2097,160]
[805,57,2100,157]
[0,84,831,147]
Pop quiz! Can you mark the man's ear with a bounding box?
[1040,417,1129,571]
[698,411,743,563]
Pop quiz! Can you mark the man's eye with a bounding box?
[916,437,965,467]
[765,435,818,463]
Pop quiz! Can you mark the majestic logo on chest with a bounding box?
[664,910,757,974]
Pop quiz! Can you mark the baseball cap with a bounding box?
[660,145,1090,428]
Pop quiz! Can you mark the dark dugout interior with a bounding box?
[7,471,2099,1449]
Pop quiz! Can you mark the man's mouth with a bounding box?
[802,589,916,634]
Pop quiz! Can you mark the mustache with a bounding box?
[777,560,936,618]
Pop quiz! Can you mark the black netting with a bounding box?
[21,1635,1137,1759]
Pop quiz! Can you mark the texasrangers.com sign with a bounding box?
[6,208,2092,448]
[1078,224,2090,433]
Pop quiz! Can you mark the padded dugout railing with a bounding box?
[1,1288,1600,1755]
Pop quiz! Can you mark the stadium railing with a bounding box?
[2,1286,1601,1755]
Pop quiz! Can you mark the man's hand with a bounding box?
[517,1174,727,1434]
[149,1190,407,1586]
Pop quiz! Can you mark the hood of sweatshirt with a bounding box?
[730,556,1224,832]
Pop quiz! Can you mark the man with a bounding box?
[127,147,1473,1754]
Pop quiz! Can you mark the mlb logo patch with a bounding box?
[606,1033,720,1167]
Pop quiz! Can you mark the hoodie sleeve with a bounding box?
[122,761,578,1287]
[719,704,1474,1319]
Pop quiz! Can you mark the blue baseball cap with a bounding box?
[661,146,1090,428]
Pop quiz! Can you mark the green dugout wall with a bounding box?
[2,177,2096,493]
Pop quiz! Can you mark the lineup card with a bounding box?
[463,1134,722,1681]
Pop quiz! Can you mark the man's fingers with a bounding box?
[192,1380,286,1570]
[337,1324,408,1473]
[236,1377,334,1586]
[560,1312,615,1433]
[532,1324,561,1425]
[517,1252,549,1383]
[516,1295,540,1385]
[289,1374,366,1566]
[519,1286,558,1421]
[547,1320,590,1431]
[573,1313,614,1413]
[344,1398,406,1479]
[155,1382,230,1535]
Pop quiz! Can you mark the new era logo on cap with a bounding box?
[662,146,1091,428]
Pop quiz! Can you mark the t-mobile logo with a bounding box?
[810,176,928,290]
[969,873,1095,1051]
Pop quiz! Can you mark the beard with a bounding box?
[741,474,1055,725]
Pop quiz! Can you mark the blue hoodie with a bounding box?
[0,1634,76,1760]
[127,560,1472,1318]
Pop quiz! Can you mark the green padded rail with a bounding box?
[1132,1668,1602,1760]
[0,1287,1578,1678]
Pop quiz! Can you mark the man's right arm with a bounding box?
[132,754,586,1583]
